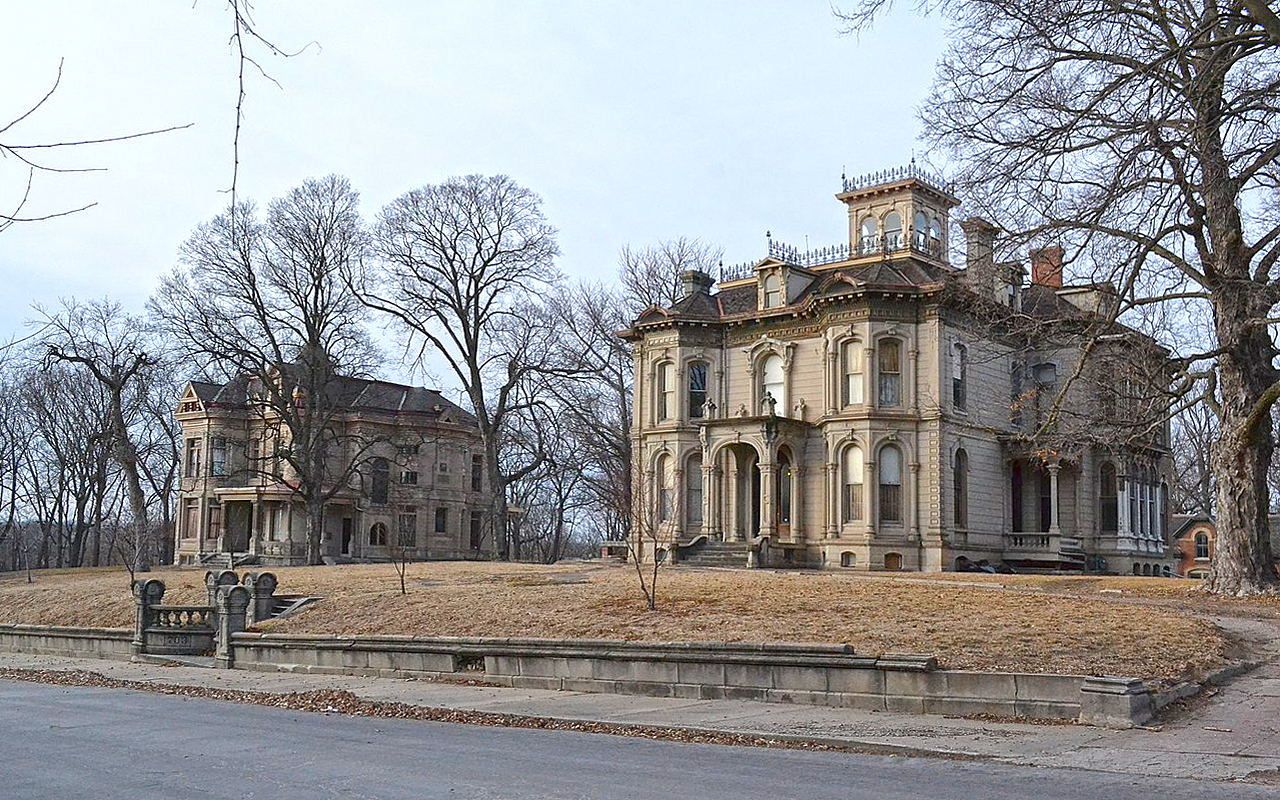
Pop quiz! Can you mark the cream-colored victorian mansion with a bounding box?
[623,166,1175,575]
[174,374,489,567]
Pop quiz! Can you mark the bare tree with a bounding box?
[842,0,1280,594]
[0,60,191,236]
[1171,403,1220,516]
[151,174,382,566]
[358,174,570,561]
[618,237,722,314]
[546,280,635,545]
[38,299,156,570]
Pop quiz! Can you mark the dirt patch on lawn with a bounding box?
[0,561,1233,686]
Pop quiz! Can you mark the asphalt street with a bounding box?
[0,678,1272,800]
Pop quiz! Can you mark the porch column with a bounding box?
[758,457,776,540]
[250,498,261,555]
[791,466,805,543]
[701,461,716,538]
[726,461,741,542]
[825,460,838,539]
[1048,463,1062,536]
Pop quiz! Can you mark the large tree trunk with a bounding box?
[1206,305,1280,595]
[305,498,325,566]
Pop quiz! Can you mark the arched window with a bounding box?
[883,212,903,250]
[655,454,673,522]
[1100,463,1118,533]
[761,353,786,415]
[884,552,902,570]
[840,551,856,567]
[371,457,390,504]
[369,522,388,546]
[953,448,968,529]
[842,445,864,522]
[952,343,967,410]
[879,445,903,523]
[688,361,709,418]
[763,273,782,308]
[913,210,928,247]
[686,455,703,527]
[1194,532,1209,559]
[929,217,942,241]
[859,217,878,254]
[657,361,675,421]
[841,340,863,406]
[877,339,902,406]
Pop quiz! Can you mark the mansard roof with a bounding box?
[626,254,953,333]
[190,369,475,425]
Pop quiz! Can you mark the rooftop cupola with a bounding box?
[836,163,959,264]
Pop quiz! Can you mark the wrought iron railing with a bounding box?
[841,162,954,195]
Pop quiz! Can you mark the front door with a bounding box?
[341,517,353,555]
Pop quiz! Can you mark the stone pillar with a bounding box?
[250,499,261,555]
[205,569,239,610]
[131,578,166,656]
[909,461,920,540]
[727,461,741,542]
[1048,463,1062,536]
[791,466,804,543]
[701,461,716,538]
[241,571,278,623]
[758,460,776,540]
[672,467,685,541]
[865,460,877,537]
[908,348,919,413]
[215,585,251,669]
[825,460,838,539]
[825,345,838,415]
[863,346,874,407]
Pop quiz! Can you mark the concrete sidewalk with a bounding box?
[2,651,1277,784]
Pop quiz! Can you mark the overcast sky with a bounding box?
[1,1,947,386]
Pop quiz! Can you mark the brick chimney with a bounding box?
[681,269,715,299]
[1030,245,1064,289]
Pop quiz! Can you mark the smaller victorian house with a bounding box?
[174,373,488,567]
[622,164,1177,574]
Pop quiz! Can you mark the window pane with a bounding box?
[688,362,708,418]
[880,446,902,484]
[687,457,703,524]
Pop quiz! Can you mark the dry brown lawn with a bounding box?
[0,561,1246,686]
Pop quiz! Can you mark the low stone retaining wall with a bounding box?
[0,618,1155,727]
[0,623,133,661]
[228,633,1153,727]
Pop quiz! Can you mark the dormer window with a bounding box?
[763,273,782,309]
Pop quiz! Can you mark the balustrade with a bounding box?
[150,605,214,629]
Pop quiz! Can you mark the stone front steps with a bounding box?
[678,540,752,568]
